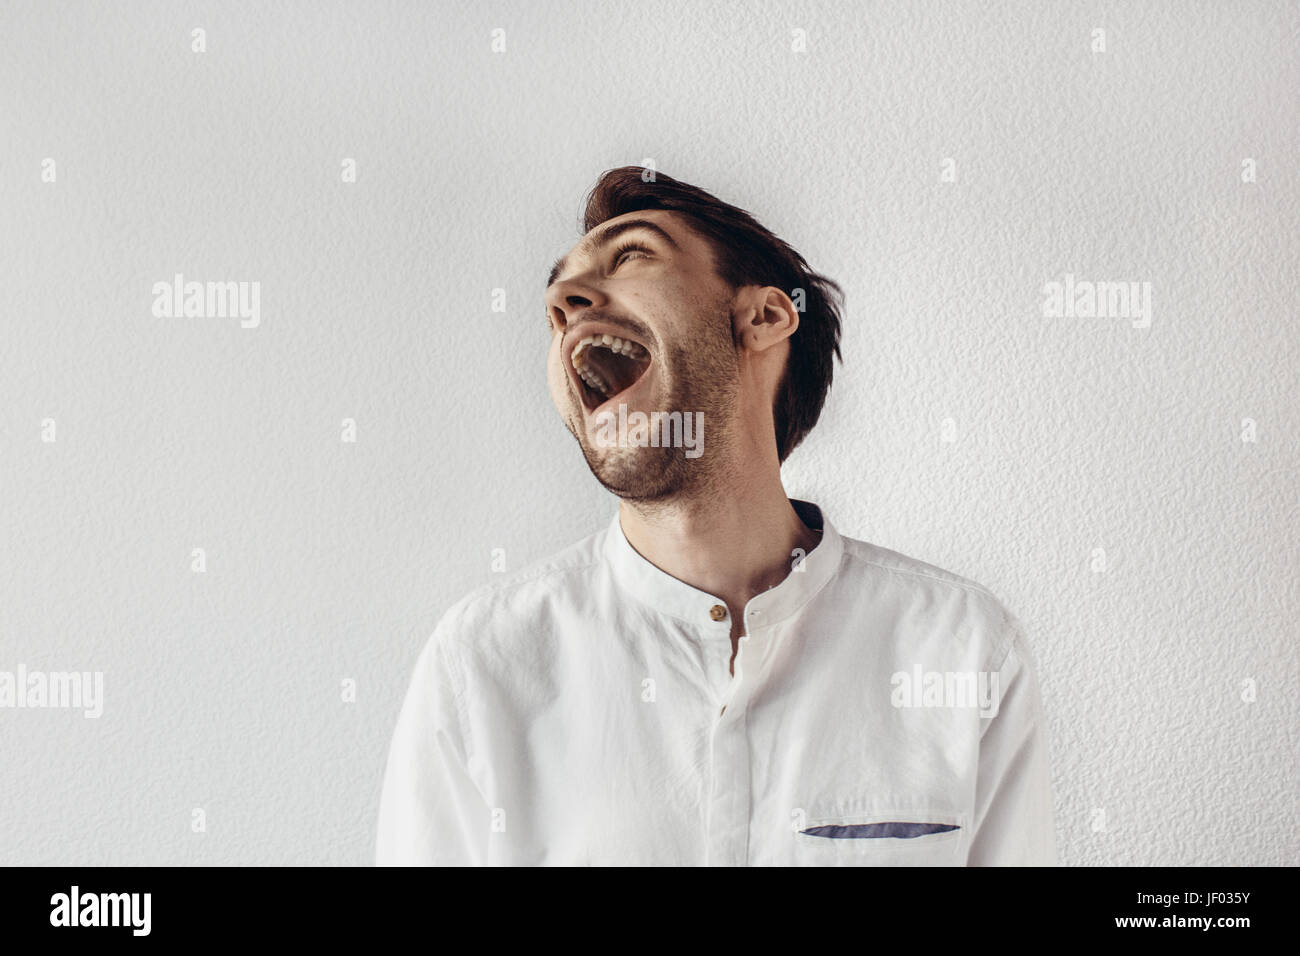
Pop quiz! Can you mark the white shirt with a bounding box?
[376,499,1057,866]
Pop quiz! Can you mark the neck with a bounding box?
[617,461,820,618]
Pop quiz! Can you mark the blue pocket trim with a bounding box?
[801,822,960,839]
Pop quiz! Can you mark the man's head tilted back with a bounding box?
[545,167,844,503]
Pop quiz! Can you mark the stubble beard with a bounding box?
[569,310,739,506]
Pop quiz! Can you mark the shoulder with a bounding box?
[425,521,609,658]
[836,532,1025,670]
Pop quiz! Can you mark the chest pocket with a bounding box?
[792,805,966,866]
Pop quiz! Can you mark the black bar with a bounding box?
[0,865,1286,942]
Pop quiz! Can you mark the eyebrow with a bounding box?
[546,218,680,288]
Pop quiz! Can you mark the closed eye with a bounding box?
[610,241,651,270]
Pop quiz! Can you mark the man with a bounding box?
[376,167,1057,866]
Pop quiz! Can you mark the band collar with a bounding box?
[603,498,844,631]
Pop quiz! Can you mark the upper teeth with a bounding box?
[571,334,647,366]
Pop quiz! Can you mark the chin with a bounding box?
[579,442,693,502]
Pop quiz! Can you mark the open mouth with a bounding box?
[570,333,652,412]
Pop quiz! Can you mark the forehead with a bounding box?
[547,209,703,287]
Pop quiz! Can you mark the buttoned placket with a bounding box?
[703,599,756,867]
[603,500,841,868]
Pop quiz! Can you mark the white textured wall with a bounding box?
[2,0,1296,866]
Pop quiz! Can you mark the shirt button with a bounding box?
[709,604,727,621]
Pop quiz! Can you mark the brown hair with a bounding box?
[580,166,844,463]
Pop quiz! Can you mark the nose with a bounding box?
[545,277,607,332]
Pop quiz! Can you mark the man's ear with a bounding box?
[733,287,799,353]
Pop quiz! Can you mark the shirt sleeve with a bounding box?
[966,618,1058,866]
[376,619,491,866]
